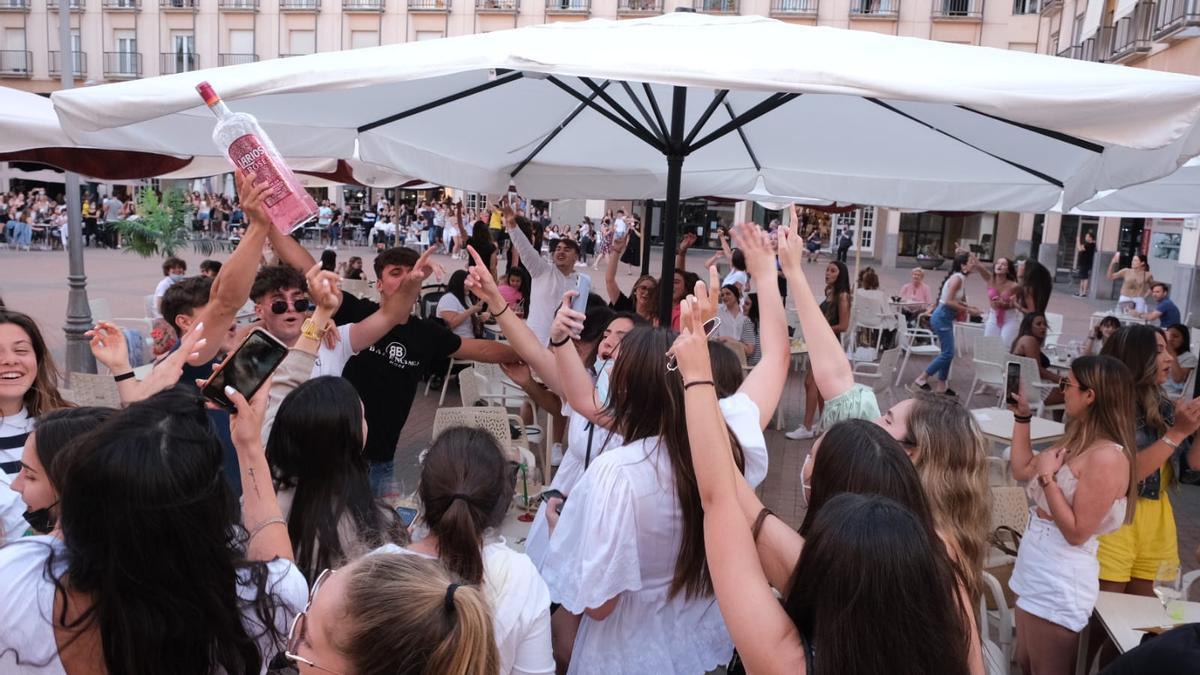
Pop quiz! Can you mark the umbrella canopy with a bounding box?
[1072,158,1200,216]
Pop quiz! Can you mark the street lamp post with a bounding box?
[58,0,95,377]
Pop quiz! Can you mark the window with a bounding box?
[834,206,876,254]
[415,30,444,41]
[1012,0,1039,13]
[1072,12,1085,43]
[115,30,136,74]
[229,29,254,55]
[172,32,196,72]
[289,29,316,55]
[350,30,378,49]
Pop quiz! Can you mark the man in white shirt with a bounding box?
[506,208,587,345]
[154,256,187,315]
[251,265,412,378]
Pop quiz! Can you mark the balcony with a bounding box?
[1038,0,1060,12]
[101,0,139,9]
[45,0,85,10]
[692,0,737,12]
[476,0,517,11]
[1154,0,1200,39]
[1012,0,1038,13]
[102,51,140,78]
[932,0,982,19]
[344,0,383,8]
[849,0,899,18]
[158,0,198,9]
[0,50,31,77]
[408,0,448,9]
[769,0,817,16]
[544,0,587,13]
[278,0,319,9]
[218,52,257,66]
[0,0,30,11]
[1108,2,1155,61]
[278,52,314,58]
[160,51,198,74]
[218,0,258,9]
[48,50,87,76]
[617,0,660,13]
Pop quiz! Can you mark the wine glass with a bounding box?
[515,464,544,522]
[1154,562,1184,622]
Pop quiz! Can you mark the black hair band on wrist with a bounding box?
[491,303,509,319]
[549,335,572,348]
[752,507,774,541]
[683,380,715,390]
[1013,414,1032,423]
[113,371,135,382]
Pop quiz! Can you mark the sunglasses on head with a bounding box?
[270,298,311,315]
[666,316,721,372]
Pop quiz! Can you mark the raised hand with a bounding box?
[234,170,271,229]
[680,232,698,250]
[464,245,504,306]
[305,264,343,313]
[731,223,776,277]
[550,291,586,343]
[135,323,207,402]
[226,378,271,456]
[86,321,132,373]
[1006,381,1032,417]
[701,266,721,324]
[668,294,715,384]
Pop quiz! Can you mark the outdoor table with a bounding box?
[499,500,537,552]
[1074,591,1200,675]
[1090,311,1151,329]
[970,408,1065,451]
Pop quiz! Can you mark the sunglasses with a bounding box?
[286,568,340,673]
[271,298,311,315]
[666,316,721,372]
[1058,378,1088,393]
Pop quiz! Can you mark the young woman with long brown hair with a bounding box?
[1007,355,1139,674]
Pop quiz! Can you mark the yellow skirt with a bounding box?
[1097,491,1179,583]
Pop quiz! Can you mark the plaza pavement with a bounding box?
[1,241,1196,576]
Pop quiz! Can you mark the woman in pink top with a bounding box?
[897,268,932,324]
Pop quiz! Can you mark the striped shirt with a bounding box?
[1,408,35,543]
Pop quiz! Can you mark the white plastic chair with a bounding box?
[852,347,901,407]
[966,336,1008,408]
[1043,311,1064,346]
[894,316,942,386]
[846,290,891,360]
[979,570,1014,674]
[432,406,534,468]
[1009,354,1063,419]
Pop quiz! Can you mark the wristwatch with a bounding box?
[1037,473,1056,488]
[300,317,327,342]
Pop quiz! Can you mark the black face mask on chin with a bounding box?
[22,502,58,535]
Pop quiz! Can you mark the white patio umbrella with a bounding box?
[1071,158,1200,216]
[50,12,1200,321]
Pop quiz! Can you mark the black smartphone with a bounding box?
[201,328,289,410]
[1005,361,1021,405]
[541,489,566,514]
[395,505,418,527]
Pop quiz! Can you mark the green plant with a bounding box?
[113,188,216,258]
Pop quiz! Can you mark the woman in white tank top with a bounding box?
[1006,355,1139,675]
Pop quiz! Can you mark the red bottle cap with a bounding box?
[196,81,220,106]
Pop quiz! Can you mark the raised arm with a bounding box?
[551,291,612,428]
[506,206,549,277]
[228,382,294,562]
[676,232,697,272]
[87,320,206,404]
[731,224,790,429]
[672,297,807,675]
[345,247,435,352]
[972,254,993,284]
[1106,253,1124,281]
[265,214,318,274]
[606,232,630,303]
[1007,388,1038,482]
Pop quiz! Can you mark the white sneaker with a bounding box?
[550,442,564,467]
[785,425,817,440]
[575,261,586,267]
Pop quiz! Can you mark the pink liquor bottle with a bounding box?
[196,81,317,234]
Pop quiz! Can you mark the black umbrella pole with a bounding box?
[658,85,688,328]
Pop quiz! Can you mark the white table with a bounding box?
[970,408,1065,449]
[499,502,536,552]
[1090,310,1152,329]
[1075,591,1200,674]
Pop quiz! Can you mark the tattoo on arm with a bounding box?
[247,467,261,499]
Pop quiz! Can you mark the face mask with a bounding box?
[594,358,613,408]
[169,273,185,283]
[23,502,58,534]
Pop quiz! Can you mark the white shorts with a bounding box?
[1009,513,1100,632]
[1118,295,1147,314]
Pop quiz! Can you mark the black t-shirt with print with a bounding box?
[334,293,462,462]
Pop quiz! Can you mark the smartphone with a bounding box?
[1005,361,1021,405]
[395,505,418,528]
[572,274,591,314]
[200,328,289,410]
[540,489,566,514]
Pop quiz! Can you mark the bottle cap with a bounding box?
[196,81,220,106]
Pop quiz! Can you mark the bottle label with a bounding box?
[228,133,294,209]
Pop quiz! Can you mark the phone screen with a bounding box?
[395,506,418,527]
[201,329,289,409]
[1005,362,1021,405]
[572,274,591,314]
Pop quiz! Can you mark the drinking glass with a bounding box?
[1154,562,1184,621]
[516,464,544,521]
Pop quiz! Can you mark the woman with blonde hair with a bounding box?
[1007,355,1139,674]
[284,553,499,675]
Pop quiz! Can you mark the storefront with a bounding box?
[898,211,998,261]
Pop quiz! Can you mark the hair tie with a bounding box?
[444,583,461,613]
[450,493,472,504]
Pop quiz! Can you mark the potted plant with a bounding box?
[113,187,216,258]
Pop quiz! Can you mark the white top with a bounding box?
[375,540,555,675]
[318,206,333,226]
[721,269,748,290]
[540,394,767,674]
[153,275,176,300]
[436,293,477,340]
[0,536,308,674]
[312,323,356,378]
[1026,453,1126,537]
[715,305,746,342]
[510,226,580,345]
[0,407,35,543]
[939,271,966,305]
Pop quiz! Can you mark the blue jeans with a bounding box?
[924,304,956,382]
[367,460,395,497]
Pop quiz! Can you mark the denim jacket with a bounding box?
[1136,399,1194,499]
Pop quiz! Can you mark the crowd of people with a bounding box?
[1,170,1200,675]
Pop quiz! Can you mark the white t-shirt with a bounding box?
[312,324,356,378]
[0,407,35,543]
[540,394,767,674]
[715,305,747,342]
[437,293,477,340]
[375,541,555,675]
[318,206,333,226]
[722,269,748,291]
[0,536,308,674]
[153,275,176,301]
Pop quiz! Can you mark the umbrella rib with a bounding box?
[545,76,665,152]
[722,101,762,172]
[682,90,730,148]
[866,97,1064,188]
[510,81,612,179]
[620,81,667,144]
[642,83,671,142]
[956,105,1105,153]
[577,77,665,147]
[686,93,800,155]
[356,71,524,133]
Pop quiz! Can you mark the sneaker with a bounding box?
[785,425,817,440]
[906,382,932,394]
[575,261,586,267]
[550,442,564,467]
[943,388,958,398]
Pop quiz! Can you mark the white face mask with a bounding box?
[594,357,613,408]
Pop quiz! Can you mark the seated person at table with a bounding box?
[1083,316,1122,356]
[1011,312,1064,408]
[897,267,932,324]
[1136,282,1181,327]
[1165,323,1197,397]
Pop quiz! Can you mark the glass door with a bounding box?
[117,33,136,75]
[173,33,195,72]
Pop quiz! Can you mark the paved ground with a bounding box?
[1,240,1197,577]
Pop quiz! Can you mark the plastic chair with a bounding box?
[894,316,942,386]
[852,347,900,407]
[954,320,985,357]
[966,336,1008,408]
[846,290,891,360]
[987,485,1027,568]
[979,570,1014,674]
[1043,311,1064,346]
[432,406,533,467]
